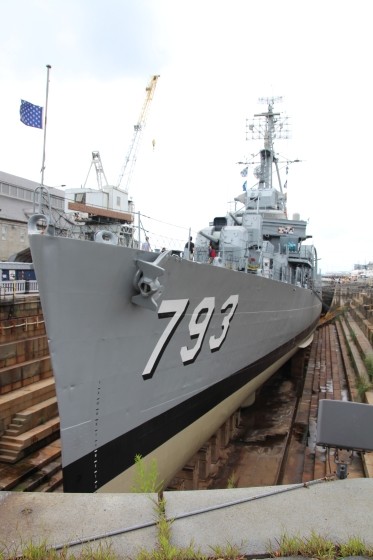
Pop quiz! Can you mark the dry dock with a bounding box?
[1,282,373,491]
[0,282,373,558]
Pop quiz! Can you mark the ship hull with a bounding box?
[29,233,321,492]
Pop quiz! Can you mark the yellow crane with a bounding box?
[117,74,160,192]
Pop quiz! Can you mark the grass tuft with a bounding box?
[356,374,372,397]
[269,531,373,558]
[364,355,373,380]
[2,530,373,559]
[350,330,357,343]
[338,535,373,557]
[136,495,203,560]
[131,453,163,493]
[226,472,237,489]
[209,541,245,559]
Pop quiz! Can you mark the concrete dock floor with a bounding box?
[1,478,372,558]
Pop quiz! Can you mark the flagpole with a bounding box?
[40,64,52,187]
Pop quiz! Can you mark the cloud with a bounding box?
[2,0,165,79]
[1,0,373,271]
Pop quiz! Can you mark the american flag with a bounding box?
[20,100,43,129]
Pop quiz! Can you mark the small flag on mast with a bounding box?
[20,100,43,129]
[240,166,248,177]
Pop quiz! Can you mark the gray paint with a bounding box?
[29,232,321,489]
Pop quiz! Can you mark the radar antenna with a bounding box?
[245,97,290,191]
[246,96,290,147]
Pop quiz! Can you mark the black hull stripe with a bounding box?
[63,319,318,492]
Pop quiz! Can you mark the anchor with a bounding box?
[132,257,165,311]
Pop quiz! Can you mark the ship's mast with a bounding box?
[246,97,289,191]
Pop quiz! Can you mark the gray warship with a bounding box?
[28,99,322,492]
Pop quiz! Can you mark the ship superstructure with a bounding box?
[195,99,317,292]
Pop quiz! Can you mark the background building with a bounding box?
[0,170,65,260]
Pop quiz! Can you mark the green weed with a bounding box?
[226,471,237,489]
[135,497,206,560]
[350,330,357,343]
[209,542,245,559]
[269,531,373,558]
[356,374,372,397]
[2,540,117,560]
[131,453,163,493]
[364,355,373,380]
[338,535,373,557]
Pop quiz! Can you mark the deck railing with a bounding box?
[0,280,39,297]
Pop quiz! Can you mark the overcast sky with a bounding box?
[1,0,372,272]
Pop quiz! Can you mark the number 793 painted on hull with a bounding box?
[142,294,239,379]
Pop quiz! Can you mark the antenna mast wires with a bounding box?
[117,75,160,192]
[245,97,291,193]
[246,96,290,147]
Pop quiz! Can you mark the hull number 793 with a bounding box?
[142,295,239,379]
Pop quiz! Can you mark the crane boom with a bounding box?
[83,151,109,190]
[117,74,160,191]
